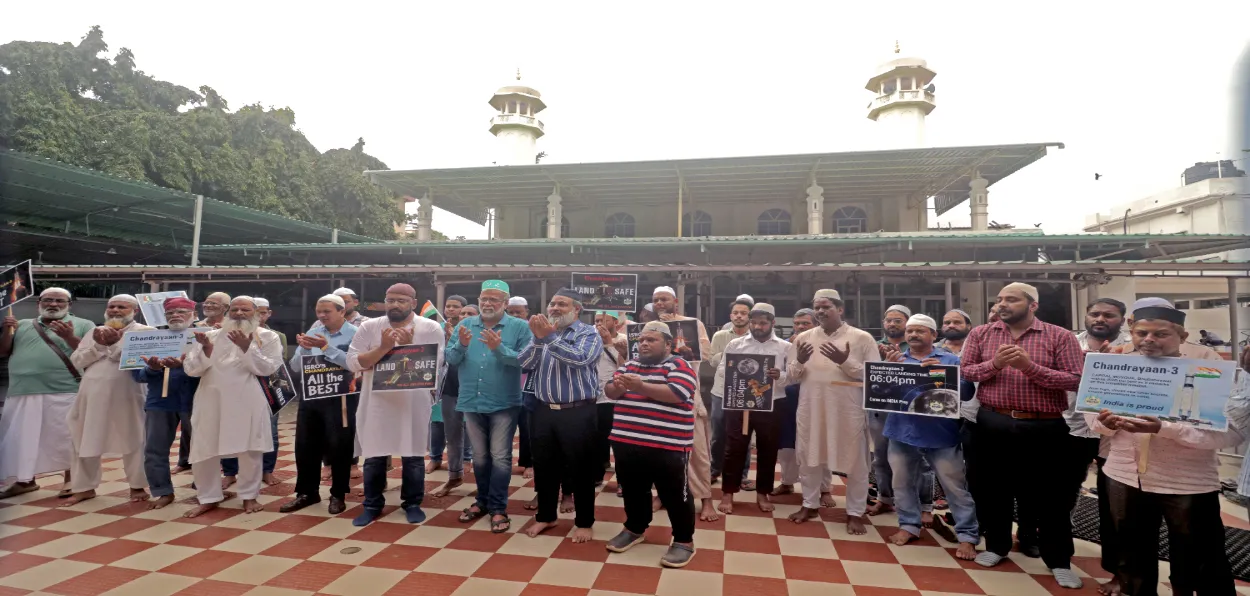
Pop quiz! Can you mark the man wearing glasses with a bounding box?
[0,288,95,499]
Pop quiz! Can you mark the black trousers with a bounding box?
[972,409,1074,569]
[518,406,533,469]
[531,402,599,528]
[177,419,192,468]
[614,441,696,543]
[294,395,358,499]
[1094,457,1116,575]
[959,420,983,529]
[1104,478,1233,596]
[723,408,779,495]
[1020,434,1102,546]
[597,403,615,472]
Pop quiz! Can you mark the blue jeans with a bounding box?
[362,455,424,512]
[710,396,750,484]
[440,394,468,480]
[223,415,278,476]
[464,406,520,515]
[869,412,933,510]
[145,410,192,498]
[888,441,979,544]
[428,420,473,464]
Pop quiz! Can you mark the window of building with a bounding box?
[832,206,868,234]
[539,216,570,238]
[605,212,636,238]
[757,209,791,235]
[519,102,529,115]
[681,210,712,237]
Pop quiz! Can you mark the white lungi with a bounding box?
[0,393,75,484]
[194,452,262,503]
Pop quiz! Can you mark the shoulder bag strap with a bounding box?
[32,321,82,382]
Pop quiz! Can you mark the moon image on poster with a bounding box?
[736,358,760,376]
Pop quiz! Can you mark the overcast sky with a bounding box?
[4,1,1248,239]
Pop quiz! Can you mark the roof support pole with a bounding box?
[301,286,309,335]
[540,279,549,312]
[435,281,446,315]
[191,194,204,267]
[332,229,339,244]
[676,171,684,237]
[944,278,953,313]
[1230,277,1240,365]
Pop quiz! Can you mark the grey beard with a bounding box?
[224,317,259,336]
[107,315,135,327]
[40,308,68,320]
[166,320,192,331]
[549,312,577,329]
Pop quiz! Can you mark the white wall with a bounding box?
[1181,305,1249,344]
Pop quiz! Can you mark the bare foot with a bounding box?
[559,494,575,514]
[524,496,538,511]
[129,488,150,502]
[571,527,593,543]
[431,478,463,498]
[524,520,555,537]
[652,496,663,512]
[788,506,820,524]
[756,494,775,513]
[243,499,264,513]
[60,490,96,507]
[221,476,237,490]
[321,466,332,480]
[184,502,219,518]
[955,542,977,560]
[921,511,935,527]
[866,500,893,516]
[522,467,533,479]
[889,529,918,546]
[262,473,279,486]
[1098,578,1122,596]
[172,465,191,474]
[147,494,175,510]
[699,499,720,522]
[771,484,794,496]
[425,460,442,474]
[350,465,361,479]
[717,495,734,515]
[820,491,837,508]
[846,515,868,535]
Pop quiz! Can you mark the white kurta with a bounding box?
[183,327,284,464]
[67,321,152,458]
[347,315,445,459]
[786,324,879,471]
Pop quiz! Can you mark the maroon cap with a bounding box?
[164,297,197,311]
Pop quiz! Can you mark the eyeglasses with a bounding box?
[39,299,69,305]
[384,298,411,305]
[478,296,504,304]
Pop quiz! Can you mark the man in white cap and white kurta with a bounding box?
[182,296,285,518]
[786,289,879,534]
[333,287,369,326]
[651,285,719,522]
[61,295,152,506]
[0,287,94,499]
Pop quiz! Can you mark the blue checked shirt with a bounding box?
[518,320,603,405]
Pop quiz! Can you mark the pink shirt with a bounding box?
[1089,415,1244,494]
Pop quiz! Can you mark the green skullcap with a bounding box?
[481,280,510,294]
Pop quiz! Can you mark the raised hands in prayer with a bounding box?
[528,315,554,339]
[480,328,503,350]
[227,330,253,352]
[795,342,814,364]
[93,326,122,346]
[820,341,850,365]
[458,325,472,347]
[49,320,77,341]
[880,344,904,363]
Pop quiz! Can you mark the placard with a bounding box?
[625,319,702,362]
[864,361,961,419]
[301,355,357,400]
[136,291,190,327]
[571,273,639,312]
[0,260,33,309]
[372,343,440,391]
[258,366,297,415]
[1075,353,1235,431]
[523,370,536,395]
[722,353,776,412]
[118,328,193,370]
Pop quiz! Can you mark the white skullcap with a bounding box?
[253,298,270,308]
[108,294,139,305]
[750,303,775,316]
[735,294,755,305]
[641,321,672,337]
[653,286,676,297]
[1001,282,1039,302]
[317,294,345,308]
[508,297,528,307]
[906,314,938,332]
[40,287,72,299]
[231,295,257,306]
[885,304,912,318]
[333,288,357,297]
[644,303,654,312]
[813,289,841,302]
[1131,297,1173,311]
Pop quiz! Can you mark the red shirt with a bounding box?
[960,318,1083,413]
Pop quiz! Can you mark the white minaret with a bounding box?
[865,42,937,149]
[488,70,546,166]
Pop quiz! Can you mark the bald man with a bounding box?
[197,292,230,328]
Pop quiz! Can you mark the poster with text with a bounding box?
[523,370,536,395]
[0,260,33,309]
[571,273,639,312]
[136,291,190,327]
[372,343,440,391]
[301,355,358,401]
[118,328,193,370]
[722,353,776,412]
[625,320,701,362]
[864,361,961,419]
[258,365,297,415]
[1075,353,1234,431]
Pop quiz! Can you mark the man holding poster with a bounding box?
[133,297,198,510]
[1088,304,1242,596]
[280,294,358,515]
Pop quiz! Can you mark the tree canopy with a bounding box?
[0,26,436,240]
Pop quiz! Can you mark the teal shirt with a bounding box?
[444,314,533,413]
[7,316,96,397]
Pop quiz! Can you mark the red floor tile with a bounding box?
[0,529,69,551]
[592,505,628,523]
[65,539,156,565]
[0,586,34,596]
[722,574,789,596]
[171,505,241,526]
[851,588,923,596]
[1071,556,1111,580]
[723,532,781,554]
[518,586,588,596]
[362,545,440,571]
[445,529,512,553]
[680,547,725,573]
[94,501,155,517]
[0,553,55,578]
[774,516,832,538]
[903,565,986,594]
[43,565,148,596]
[160,550,251,578]
[592,563,662,594]
[471,554,547,582]
[641,526,673,545]
[171,579,254,596]
[256,513,327,534]
[264,560,353,591]
[166,526,247,549]
[781,556,849,583]
[349,520,417,543]
[383,572,466,596]
[5,508,82,528]
[260,535,341,559]
[79,517,163,539]
[422,509,473,529]
[831,539,898,563]
[549,537,612,563]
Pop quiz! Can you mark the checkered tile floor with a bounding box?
[3,417,1249,596]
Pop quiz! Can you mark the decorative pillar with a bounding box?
[677,283,687,317]
[969,174,989,232]
[806,183,824,234]
[416,192,433,241]
[546,187,563,239]
[435,281,446,313]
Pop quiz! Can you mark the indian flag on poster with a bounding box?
[419,300,443,322]
[1194,367,1222,379]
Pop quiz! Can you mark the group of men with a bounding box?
[0,280,1246,589]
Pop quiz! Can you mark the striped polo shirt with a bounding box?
[610,356,697,452]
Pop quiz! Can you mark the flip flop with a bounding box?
[0,483,40,499]
[490,515,511,534]
[459,505,488,523]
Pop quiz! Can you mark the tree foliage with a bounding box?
[0,27,414,239]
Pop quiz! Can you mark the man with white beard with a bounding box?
[0,288,95,499]
[196,292,230,328]
[182,296,285,518]
[60,295,152,506]
[133,297,199,509]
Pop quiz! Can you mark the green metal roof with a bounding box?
[0,149,378,249]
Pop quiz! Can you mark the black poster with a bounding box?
[571,273,639,312]
[0,260,33,309]
[863,361,961,419]
[625,320,701,362]
[722,353,776,412]
[372,343,440,391]
[523,370,536,395]
[301,355,358,401]
[258,366,297,415]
